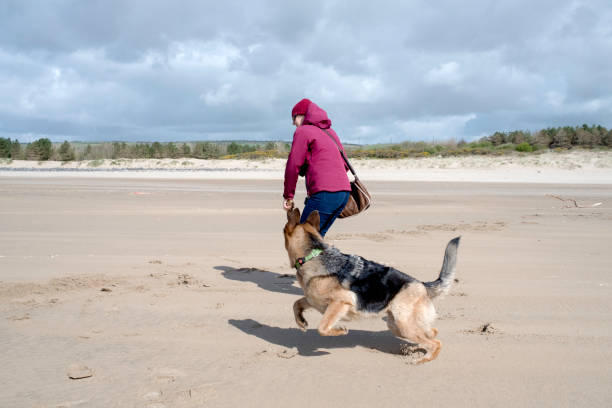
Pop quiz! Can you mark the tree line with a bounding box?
[350,124,612,158]
[1,124,610,161]
[0,139,290,161]
[481,124,612,151]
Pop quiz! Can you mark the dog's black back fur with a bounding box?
[319,246,417,313]
[347,261,416,313]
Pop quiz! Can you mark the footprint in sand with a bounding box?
[142,391,163,401]
[276,347,298,359]
[7,313,30,321]
[330,232,394,241]
[152,368,186,384]
[416,221,506,232]
[330,221,506,242]
[399,345,428,365]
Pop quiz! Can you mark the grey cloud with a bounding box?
[0,0,611,143]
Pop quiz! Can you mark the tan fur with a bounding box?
[284,208,444,363]
[387,284,441,363]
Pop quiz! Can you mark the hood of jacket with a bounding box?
[303,101,331,129]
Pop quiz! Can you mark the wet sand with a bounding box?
[1,177,611,407]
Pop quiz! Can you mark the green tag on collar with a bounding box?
[295,248,323,269]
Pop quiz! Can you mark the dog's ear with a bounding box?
[286,207,301,230]
[305,210,320,231]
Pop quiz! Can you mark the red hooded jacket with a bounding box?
[283,102,351,199]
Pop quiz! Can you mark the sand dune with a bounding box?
[2,150,612,183]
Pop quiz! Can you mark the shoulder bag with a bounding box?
[322,129,372,218]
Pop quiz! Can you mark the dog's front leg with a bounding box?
[293,297,311,332]
[318,301,350,336]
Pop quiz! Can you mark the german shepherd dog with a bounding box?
[283,208,460,364]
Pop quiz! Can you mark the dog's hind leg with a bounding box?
[391,312,441,363]
[318,301,351,336]
[388,285,442,363]
[293,297,312,332]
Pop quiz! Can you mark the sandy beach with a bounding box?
[1,155,612,407]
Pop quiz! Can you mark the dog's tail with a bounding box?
[424,236,461,299]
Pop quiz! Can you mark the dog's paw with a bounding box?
[295,316,308,332]
[331,326,348,336]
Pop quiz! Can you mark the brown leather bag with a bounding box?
[339,176,371,218]
[322,130,372,218]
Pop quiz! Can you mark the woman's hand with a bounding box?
[283,199,294,211]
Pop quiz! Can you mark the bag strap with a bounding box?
[322,129,358,178]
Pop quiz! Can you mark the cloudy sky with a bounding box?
[1,0,611,144]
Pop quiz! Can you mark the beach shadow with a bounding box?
[228,318,408,356]
[215,265,302,296]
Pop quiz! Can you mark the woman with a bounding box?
[283,98,351,237]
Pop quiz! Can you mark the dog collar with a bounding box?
[295,248,323,269]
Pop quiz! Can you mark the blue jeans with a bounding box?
[300,191,350,237]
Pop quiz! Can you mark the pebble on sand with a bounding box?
[67,364,93,380]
